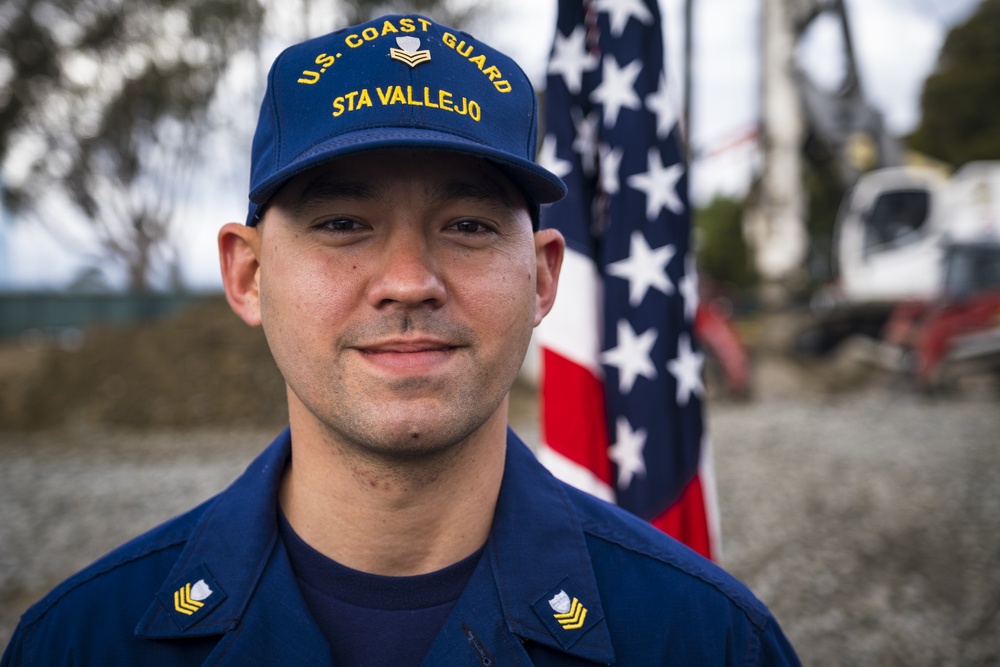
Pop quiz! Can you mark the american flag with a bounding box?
[536,0,719,560]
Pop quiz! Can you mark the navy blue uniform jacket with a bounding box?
[3,429,800,665]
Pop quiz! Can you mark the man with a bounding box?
[3,14,799,666]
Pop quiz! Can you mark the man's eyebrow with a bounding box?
[287,173,522,216]
[291,177,380,215]
[425,178,520,213]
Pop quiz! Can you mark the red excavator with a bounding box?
[882,241,1000,391]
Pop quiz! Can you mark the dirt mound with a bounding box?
[0,298,288,430]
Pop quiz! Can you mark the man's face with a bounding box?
[250,149,549,459]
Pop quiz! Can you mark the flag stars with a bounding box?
[667,333,704,406]
[572,108,600,176]
[537,134,572,179]
[627,147,686,221]
[598,143,624,196]
[606,230,675,306]
[645,71,680,139]
[590,56,643,128]
[548,24,598,94]
[609,416,648,490]
[595,0,654,38]
[601,319,658,393]
[679,255,699,321]
[539,2,706,531]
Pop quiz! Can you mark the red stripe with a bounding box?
[542,347,715,560]
[651,472,713,560]
[540,348,614,487]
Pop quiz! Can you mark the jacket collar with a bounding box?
[484,429,614,663]
[135,428,293,640]
[392,430,615,666]
[134,428,614,664]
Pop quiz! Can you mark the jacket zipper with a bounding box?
[461,622,494,666]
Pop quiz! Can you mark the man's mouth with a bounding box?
[356,338,460,372]
[359,338,456,354]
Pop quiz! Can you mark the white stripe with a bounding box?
[536,443,615,503]
[699,433,723,563]
[535,246,603,376]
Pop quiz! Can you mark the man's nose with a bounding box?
[366,231,447,309]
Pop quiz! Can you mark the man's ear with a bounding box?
[533,228,565,326]
[218,222,263,327]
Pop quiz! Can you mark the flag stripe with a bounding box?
[650,473,712,560]
[536,247,604,376]
[699,435,723,561]
[651,435,722,562]
[540,347,615,489]
[536,445,615,503]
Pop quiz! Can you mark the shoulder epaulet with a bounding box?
[18,498,212,627]
[560,480,771,630]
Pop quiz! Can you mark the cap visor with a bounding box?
[249,127,567,208]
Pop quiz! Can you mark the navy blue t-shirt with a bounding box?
[278,511,483,667]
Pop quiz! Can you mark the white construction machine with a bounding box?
[803,161,1000,357]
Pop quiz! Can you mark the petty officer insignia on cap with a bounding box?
[390,36,431,67]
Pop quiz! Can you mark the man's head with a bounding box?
[219,16,566,459]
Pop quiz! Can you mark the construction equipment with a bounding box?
[802,162,1000,380]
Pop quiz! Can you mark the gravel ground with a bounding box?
[1,368,999,664]
[710,387,1000,666]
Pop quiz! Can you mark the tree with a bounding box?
[908,0,1000,166]
[0,0,266,291]
[339,0,476,25]
[0,0,475,292]
[695,196,757,290]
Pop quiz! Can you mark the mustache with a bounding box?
[339,312,477,347]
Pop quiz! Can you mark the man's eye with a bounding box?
[450,220,494,234]
[319,218,363,232]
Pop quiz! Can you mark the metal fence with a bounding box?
[0,292,221,340]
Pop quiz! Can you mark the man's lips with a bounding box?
[357,338,457,354]
[355,338,460,371]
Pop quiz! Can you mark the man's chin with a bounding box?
[337,410,492,463]
[343,431,468,467]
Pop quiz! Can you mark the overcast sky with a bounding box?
[0,0,982,290]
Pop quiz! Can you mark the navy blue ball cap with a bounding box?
[246,14,567,225]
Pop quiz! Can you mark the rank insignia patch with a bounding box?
[549,590,588,630]
[532,578,602,648]
[174,579,213,616]
[390,36,431,67]
[157,565,225,630]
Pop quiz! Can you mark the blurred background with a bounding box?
[1,0,999,664]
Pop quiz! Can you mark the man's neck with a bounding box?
[278,398,507,576]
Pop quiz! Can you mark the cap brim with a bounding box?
[249,127,567,214]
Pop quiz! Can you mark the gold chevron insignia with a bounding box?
[173,582,206,616]
[552,597,588,630]
[390,47,431,67]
